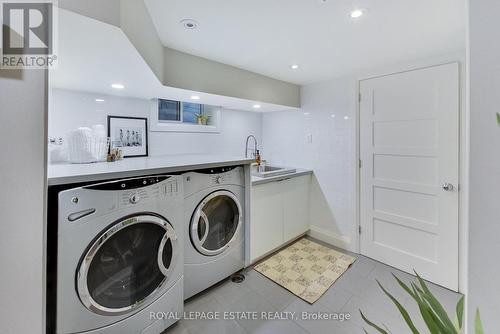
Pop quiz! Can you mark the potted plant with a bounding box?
[195,113,209,125]
[360,271,484,334]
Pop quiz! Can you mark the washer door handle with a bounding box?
[158,224,177,277]
[198,211,210,244]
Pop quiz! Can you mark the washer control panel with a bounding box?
[60,175,182,225]
[79,175,181,208]
[119,178,180,207]
[120,185,159,206]
[85,176,170,191]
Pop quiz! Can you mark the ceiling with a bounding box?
[144,0,466,85]
[50,9,297,112]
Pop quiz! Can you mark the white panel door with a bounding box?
[359,63,459,290]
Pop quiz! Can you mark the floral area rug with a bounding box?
[254,238,356,304]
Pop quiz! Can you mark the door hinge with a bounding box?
[358,93,362,102]
[359,225,362,234]
[359,159,362,168]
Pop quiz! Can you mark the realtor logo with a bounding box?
[1,0,58,68]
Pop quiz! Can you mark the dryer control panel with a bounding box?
[183,166,245,197]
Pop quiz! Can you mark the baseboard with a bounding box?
[307,226,355,252]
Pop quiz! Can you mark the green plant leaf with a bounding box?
[359,310,390,334]
[456,296,464,330]
[407,282,447,334]
[394,274,445,333]
[412,282,455,334]
[497,112,500,127]
[420,292,456,334]
[376,280,420,334]
[475,309,484,334]
[414,271,457,332]
[416,300,441,334]
[392,273,417,299]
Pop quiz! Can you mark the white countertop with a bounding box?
[251,168,313,185]
[48,154,255,186]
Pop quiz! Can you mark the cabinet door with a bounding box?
[283,175,311,242]
[250,182,284,262]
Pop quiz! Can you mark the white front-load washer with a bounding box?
[56,175,184,334]
[183,166,245,299]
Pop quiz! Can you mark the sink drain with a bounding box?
[231,273,245,283]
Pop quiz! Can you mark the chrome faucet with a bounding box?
[245,135,258,158]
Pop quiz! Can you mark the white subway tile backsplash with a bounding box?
[263,76,357,250]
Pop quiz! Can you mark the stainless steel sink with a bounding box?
[252,165,296,178]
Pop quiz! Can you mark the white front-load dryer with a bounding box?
[183,166,245,299]
[56,175,184,334]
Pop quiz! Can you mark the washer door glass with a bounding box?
[191,191,242,256]
[78,216,176,315]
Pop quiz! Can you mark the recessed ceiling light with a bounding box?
[190,95,200,100]
[303,112,310,116]
[181,19,198,30]
[95,98,105,102]
[111,83,124,89]
[349,9,364,19]
[290,64,300,70]
[344,115,350,120]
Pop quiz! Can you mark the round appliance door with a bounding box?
[191,190,242,256]
[77,214,177,316]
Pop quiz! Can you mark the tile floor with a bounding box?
[164,239,462,334]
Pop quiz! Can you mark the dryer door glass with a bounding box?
[192,191,242,256]
[78,216,176,315]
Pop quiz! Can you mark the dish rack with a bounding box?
[67,136,110,164]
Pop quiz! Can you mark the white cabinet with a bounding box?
[250,174,311,262]
[283,176,310,242]
[250,181,284,261]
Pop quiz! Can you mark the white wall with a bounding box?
[263,54,467,254]
[468,0,500,331]
[49,88,263,158]
[263,76,358,250]
[0,70,47,334]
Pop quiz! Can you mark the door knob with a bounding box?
[442,183,455,191]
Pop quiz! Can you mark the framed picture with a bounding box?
[107,116,148,158]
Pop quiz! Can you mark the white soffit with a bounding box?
[50,9,298,113]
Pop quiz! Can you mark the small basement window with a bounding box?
[150,98,221,133]
[158,99,180,121]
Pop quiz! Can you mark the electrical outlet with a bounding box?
[49,137,64,145]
